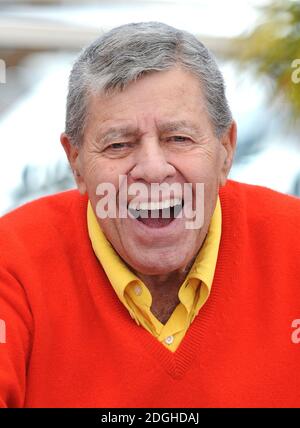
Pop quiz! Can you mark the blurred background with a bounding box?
[0,0,299,215]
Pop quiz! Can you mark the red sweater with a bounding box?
[0,180,300,408]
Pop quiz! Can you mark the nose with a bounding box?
[129,138,176,183]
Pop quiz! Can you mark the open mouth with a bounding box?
[128,199,184,228]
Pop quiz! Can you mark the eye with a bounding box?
[103,142,134,153]
[102,141,135,158]
[107,142,129,150]
[167,136,191,143]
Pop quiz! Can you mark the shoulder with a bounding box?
[221,179,300,243]
[0,189,85,230]
[0,190,88,262]
[222,179,300,218]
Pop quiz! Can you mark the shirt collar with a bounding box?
[87,196,222,314]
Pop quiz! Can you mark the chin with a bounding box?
[128,252,189,276]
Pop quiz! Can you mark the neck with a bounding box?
[131,216,211,324]
[134,259,196,324]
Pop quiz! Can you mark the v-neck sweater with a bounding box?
[86,197,222,352]
[0,179,300,408]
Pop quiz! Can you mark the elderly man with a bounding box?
[0,22,300,408]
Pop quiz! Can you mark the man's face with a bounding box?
[67,67,235,276]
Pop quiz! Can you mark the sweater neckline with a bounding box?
[78,181,242,379]
[129,184,241,379]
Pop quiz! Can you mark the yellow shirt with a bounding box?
[87,197,222,352]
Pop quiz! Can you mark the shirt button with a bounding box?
[164,335,174,345]
[134,285,142,296]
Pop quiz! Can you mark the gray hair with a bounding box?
[65,21,232,147]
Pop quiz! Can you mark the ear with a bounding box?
[60,133,87,194]
[219,120,237,187]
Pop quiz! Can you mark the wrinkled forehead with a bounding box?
[95,119,204,140]
[84,71,212,138]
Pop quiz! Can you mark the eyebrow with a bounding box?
[96,126,137,146]
[157,120,201,134]
[96,120,201,146]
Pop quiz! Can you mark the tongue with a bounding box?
[138,217,174,228]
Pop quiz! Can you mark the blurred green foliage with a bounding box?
[232,0,300,122]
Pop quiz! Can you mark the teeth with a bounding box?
[128,198,182,211]
[128,201,139,210]
[140,201,160,211]
[169,198,182,208]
